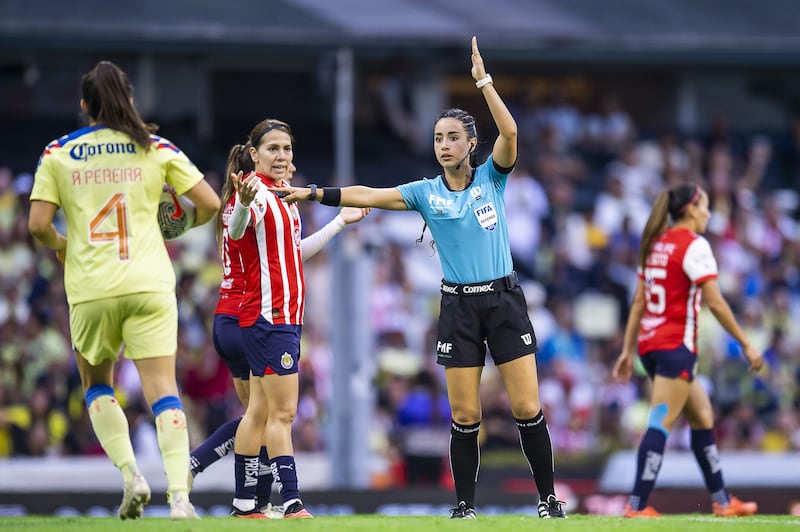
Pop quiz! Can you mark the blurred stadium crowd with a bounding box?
[0,86,799,488]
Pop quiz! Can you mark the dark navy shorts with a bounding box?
[212,314,250,380]
[240,316,302,376]
[640,344,697,382]
[436,281,537,368]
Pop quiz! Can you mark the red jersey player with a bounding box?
[226,119,367,519]
[613,183,762,518]
[189,155,366,518]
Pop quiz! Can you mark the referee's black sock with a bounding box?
[516,411,555,501]
[449,420,481,507]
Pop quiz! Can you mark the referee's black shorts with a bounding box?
[436,273,537,367]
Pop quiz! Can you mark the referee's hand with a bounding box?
[266,185,306,204]
[471,36,486,82]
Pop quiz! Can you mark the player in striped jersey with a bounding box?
[28,61,220,520]
[225,119,367,519]
[613,183,762,518]
[189,152,367,519]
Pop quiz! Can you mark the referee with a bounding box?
[272,36,566,519]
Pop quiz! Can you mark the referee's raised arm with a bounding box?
[471,35,517,169]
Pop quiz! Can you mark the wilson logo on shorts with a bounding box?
[520,333,532,346]
[281,352,294,369]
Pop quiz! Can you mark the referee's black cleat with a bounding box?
[538,494,567,518]
[449,501,477,519]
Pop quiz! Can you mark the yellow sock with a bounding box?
[155,407,190,495]
[87,394,136,483]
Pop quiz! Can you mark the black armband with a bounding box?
[320,187,342,207]
[492,157,517,175]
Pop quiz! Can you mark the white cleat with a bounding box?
[169,492,200,520]
[260,503,284,519]
[119,473,151,520]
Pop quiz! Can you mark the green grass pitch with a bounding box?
[0,514,797,531]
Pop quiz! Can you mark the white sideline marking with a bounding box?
[686,516,800,525]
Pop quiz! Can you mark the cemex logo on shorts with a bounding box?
[440,281,496,296]
[463,281,494,294]
[440,273,518,297]
[441,284,459,295]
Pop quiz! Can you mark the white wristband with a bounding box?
[475,74,493,89]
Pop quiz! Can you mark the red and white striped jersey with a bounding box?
[215,195,246,316]
[637,227,718,355]
[235,172,305,327]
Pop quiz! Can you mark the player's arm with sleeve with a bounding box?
[689,237,763,371]
[301,207,369,260]
[165,145,220,226]
[28,152,67,255]
[301,215,346,260]
[228,194,253,241]
[228,175,267,240]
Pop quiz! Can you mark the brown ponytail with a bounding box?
[639,190,670,271]
[81,61,157,150]
[639,182,703,270]
[216,142,255,249]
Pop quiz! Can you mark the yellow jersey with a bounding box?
[31,125,204,304]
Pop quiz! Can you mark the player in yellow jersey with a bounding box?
[28,61,220,520]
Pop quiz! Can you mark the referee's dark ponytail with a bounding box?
[81,61,157,150]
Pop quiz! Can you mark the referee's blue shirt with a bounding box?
[397,155,513,284]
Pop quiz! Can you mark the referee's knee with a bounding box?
[509,400,542,420]
[450,412,481,426]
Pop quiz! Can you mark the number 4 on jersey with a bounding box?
[90,192,129,261]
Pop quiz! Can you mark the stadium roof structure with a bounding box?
[2,0,800,64]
